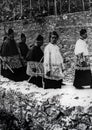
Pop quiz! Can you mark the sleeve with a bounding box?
[44,46,51,74]
[74,40,85,55]
[26,47,34,61]
[0,43,3,56]
[58,49,65,70]
[57,46,64,63]
[1,42,9,56]
[24,44,29,59]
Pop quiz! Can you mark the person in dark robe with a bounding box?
[0,36,8,77]
[26,34,44,87]
[73,29,92,89]
[19,33,29,59]
[18,33,29,80]
[0,28,23,81]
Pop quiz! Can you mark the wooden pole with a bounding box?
[54,0,57,15]
[20,0,23,17]
[60,0,62,14]
[38,0,40,11]
[89,0,92,11]
[47,0,50,15]
[30,0,32,17]
[2,0,7,34]
[68,0,71,13]
[30,0,32,8]
[82,0,85,11]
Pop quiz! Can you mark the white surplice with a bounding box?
[44,43,64,79]
[74,39,89,56]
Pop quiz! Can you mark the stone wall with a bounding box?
[1,11,92,51]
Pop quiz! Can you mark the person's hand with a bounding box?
[62,68,65,72]
[46,71,51,77]
[32,68,36,72]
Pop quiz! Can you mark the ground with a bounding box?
[0,76,92,129]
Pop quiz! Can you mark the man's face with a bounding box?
[21,36,26,43]
[82,32,87,39]
[37,40,43,47]
[9,32,14,40]
[51,34,58,44]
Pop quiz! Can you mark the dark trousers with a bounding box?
[43,78,62,89]
[73,69,92,88]
[29,76,43,88]
[1,68,15,81]
[15,66,29,81]
[1,66,29,82]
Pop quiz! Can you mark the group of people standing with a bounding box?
[0,29,29,81]
[0,28,92,89]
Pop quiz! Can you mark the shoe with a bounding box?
[61,83,66,85]
[77,87,84,89]
[90,86,92,88]
[75,86,84,89]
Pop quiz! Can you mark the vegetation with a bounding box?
[0,0,91,23]
[0,0,91,34]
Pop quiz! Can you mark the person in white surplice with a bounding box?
[43,31,65,89]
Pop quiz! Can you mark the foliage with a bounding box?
[0,0,91,23]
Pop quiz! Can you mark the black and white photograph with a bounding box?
[0,0,92,129]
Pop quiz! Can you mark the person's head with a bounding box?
[8,28,14,40]
[21,33,26,43]
[36,34,43,47]
[3,36,8,43]
[80,29,87,40]
[3,36,7,41]
[49,31,59,44]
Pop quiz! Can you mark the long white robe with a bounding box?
[44,43,64,79]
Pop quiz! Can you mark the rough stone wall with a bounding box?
[1,11,92,50]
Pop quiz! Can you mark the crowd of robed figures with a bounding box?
[0,28,92,89]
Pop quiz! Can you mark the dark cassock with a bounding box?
[0,29,24,81]
[18,33,29,80]
[26,35,44,87]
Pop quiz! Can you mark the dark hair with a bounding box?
[49,31,59,42]
[3,36,7,41]
[21,33,26,38]
[36,35,43,41]
[8,28,14,35]
[80,29,87,36]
